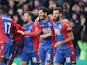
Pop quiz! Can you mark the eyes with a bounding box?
[38,10,44,15]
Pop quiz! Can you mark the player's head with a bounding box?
[0,6,8,14]
[38,7,48,20]
[23,11,33,23]
[53,7,62,21]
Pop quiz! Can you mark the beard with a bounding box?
[54,16,60,21]
[24,21,28,24]
[40,15,46,20]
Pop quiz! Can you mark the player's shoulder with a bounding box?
[34,21,40,26]
[62,19,69,23]
[2,15,12,21]
[62,19,71,27]
[62,19,70,25]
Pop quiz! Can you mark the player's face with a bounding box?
[23,13,29,23]
[53,10,60,21]
[38,10,45,20]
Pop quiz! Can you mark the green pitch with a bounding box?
[12,57,87,65]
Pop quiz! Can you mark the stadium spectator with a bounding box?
[78,28,87,60]
[62,2,71,19]
[8,0,17,16]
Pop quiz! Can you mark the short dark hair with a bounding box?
[54,7,62,13]
[0,6,8,13]
[27,11,33,17]
[26,11,33,19]
[38,7,48,13]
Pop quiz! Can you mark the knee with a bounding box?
[0,57,7,64]
[21,62,28,65]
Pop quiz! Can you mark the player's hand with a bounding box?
[0,41,4,43]
[81,16,86,26]
[35,17,39,22]
[17,30,25,35]
[54,42,62,48]
[40,35,45,39]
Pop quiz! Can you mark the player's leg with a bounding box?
[39,47,46,65]
[36,52,40,65]
[4,43,11,65]
[0,43,9,65]
[7,44,15,65]
[30,52,38,65]
[21,52,29,65]
[65,48,76,65]
[0,57,7,65]
[6,38,15,65]
[22,61,28,65]
[7,58,14,65]
[45,48,53,65]
[54,49,65,65]
[54,64,63,65]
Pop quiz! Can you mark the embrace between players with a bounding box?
[0,6,76,65]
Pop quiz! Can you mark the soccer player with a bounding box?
[0,6,19,65]
[53,7,76,65]
[17,12,38,65]
[36,7,53,65]
[7,22,24,65]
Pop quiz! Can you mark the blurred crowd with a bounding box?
[0,0,87,59]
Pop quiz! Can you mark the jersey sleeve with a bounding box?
[66,23,72,32]
[11,19,24,33]
[11,19,17,28]
[24,22,43,37]
[62,21,72,33]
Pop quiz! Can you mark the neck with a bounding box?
[58,17,62,23]
[42,17,48,22]
[26,20,32,24]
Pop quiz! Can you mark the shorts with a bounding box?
[22,51,38,65]
[39,47,53,65]
[54,48,76,65]
[0,38,14,60]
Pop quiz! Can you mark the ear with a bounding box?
[60,13,62,17]
[45,12,47,16]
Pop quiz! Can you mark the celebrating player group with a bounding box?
[0,6,76,65]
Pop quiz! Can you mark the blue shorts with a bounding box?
[54,48,76,65]
[21,51,38,65]
[39,47,53,65]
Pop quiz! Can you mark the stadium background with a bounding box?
[0,0,87,65]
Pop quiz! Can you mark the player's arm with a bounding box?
[24,31,39,37]
[11,19,17,29]
[54,31,74,48]
[35,17,39,22]
[62,20,74,42]
[40,31,52,39]
[17,22,42,37]
[54,21,74,48]
[60,31,74,44]
[17,29,39,37]
[11,19,24,30]
[11,19,24,42]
